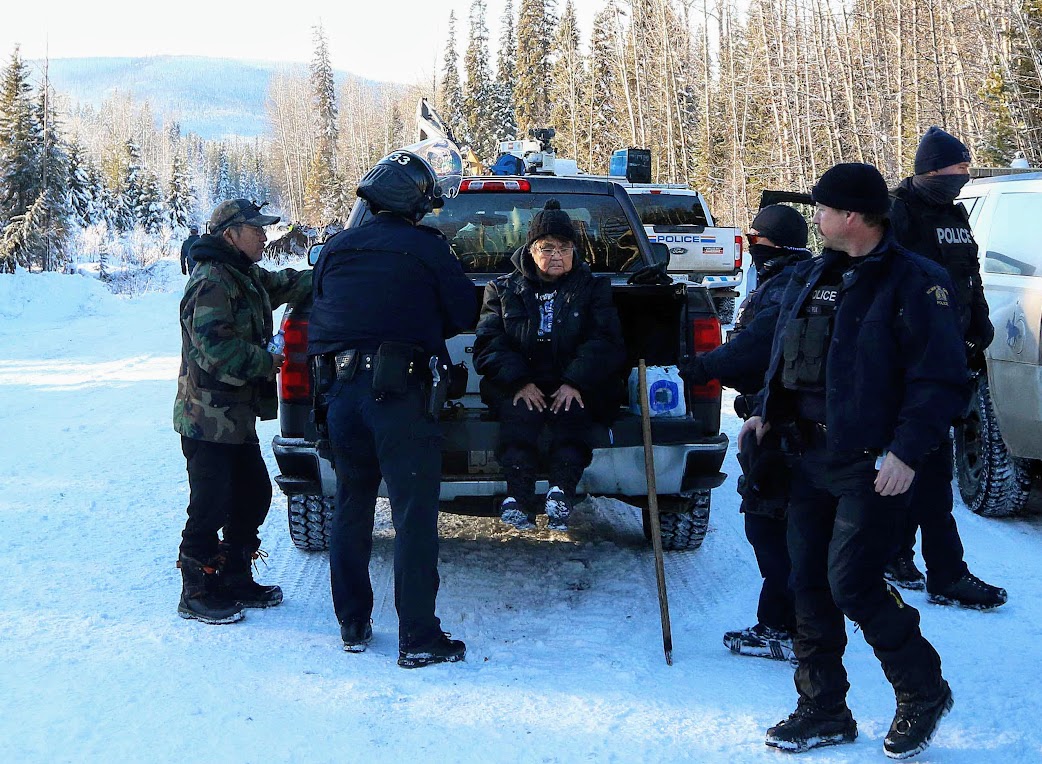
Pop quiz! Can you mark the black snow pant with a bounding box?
[325,371,444,650]
[890,435,968,590]
[495,387,593,510]
[787,442,945,709]
[180,436,272,561]
[744,510,796,633]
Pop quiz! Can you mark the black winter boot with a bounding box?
[884,681,954,759]
[219,542,284,608]
[884,555,926,591]
[341,619,373,653]
[927,572,1007,610]
[398,631,466,669]
[177,554,244,624]
[765,700,857,753]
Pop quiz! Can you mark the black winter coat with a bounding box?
[760,231,968,469]
[694,248,809,395]
[890,178,994,354]
[308,213,476,359]
[473,248,626,414]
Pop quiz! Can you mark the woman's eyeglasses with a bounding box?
[534,245,574,258]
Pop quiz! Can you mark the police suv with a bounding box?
[953,170,1042,516]
[271,175,729,552]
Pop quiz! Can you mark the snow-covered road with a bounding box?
[1,262,1040,762]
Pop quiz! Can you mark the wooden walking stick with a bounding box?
[638,360,673,665]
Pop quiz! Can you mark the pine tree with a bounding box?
[210,144,233,203]
[463,0,496,161]
[304,23,343,224]
[514,0,553,135]
[438,11,467,144]
[68,140,97,228]
[137,170,165,234]
[491,0,519,145]
[35,80,71,270]
[549,0,585,161]
[116,138,144,231]
[167,151,195,230]
[0,47,42,247]
[585,6,624,171]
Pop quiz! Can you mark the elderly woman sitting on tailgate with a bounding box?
[473,199,626,531]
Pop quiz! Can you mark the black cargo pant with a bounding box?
[180,436,272,561]
[325,370,444,649]
[496,387,593,506]
[890,435,968,590]
[743,507,796,633]
[788,445,944,709]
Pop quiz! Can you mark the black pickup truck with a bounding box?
[272,175,728,551]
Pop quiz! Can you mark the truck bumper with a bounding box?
[273,432,728,501]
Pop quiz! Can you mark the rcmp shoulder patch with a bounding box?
[927,285,950,306]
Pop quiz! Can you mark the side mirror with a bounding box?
[308,243,323,266]
[650,242,671,268]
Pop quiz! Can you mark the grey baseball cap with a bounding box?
[208,199,280,233]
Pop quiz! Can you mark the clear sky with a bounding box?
[11,0,606,84]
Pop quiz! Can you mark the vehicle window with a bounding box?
[418,192,643,273]
[958,196,983,224]
[627,193,710,227]
[983,192,1042,277]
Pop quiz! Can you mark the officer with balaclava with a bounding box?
[680,204,810,664]
[884,126,1007,611]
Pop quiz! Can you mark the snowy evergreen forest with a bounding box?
[3,0,1042,276]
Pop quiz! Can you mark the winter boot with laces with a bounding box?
[218,542,284,608]
[500,497,536,531]
[927,571,1007,610]
[398,631,467,669]
[341,619,373,653]
[884,554,926,591]
[883,680,954,759]
[544,485,574,530]
[722,623,796,663]
[177,553,244,625]
[765,699,858,753]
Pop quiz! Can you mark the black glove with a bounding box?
[627,262,672,285]
[965,340,986,373]
[679,354,710,386]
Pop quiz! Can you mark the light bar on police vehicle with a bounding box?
[460,179,531,193]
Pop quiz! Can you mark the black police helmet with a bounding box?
[356,150,441,222]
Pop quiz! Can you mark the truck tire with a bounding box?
[713,296,736,325]
[953,375,1032,517]
[641,489,711,551]
[288,494,334,551]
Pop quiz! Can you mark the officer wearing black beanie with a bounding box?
[747,162,966,758]
[884,127,1007,611]
[679,204,810,664]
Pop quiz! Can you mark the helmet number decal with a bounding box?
[386,152,411,166]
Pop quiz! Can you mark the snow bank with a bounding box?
[0,267,116,322]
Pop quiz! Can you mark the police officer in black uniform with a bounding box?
[885,126,1007,610]
[308,142,476,668]
[681,204,810,662]
[744,163,967,758]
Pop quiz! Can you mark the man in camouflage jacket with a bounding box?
[173,199,312,625]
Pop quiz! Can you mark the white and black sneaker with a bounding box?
[545,486,573,530]
[723,623,796,663]
[500,497,536,531]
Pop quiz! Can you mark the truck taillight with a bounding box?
[279,313,311,403]
[688,316,722,402]
[734,233,743,270]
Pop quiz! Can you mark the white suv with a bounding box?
[954,172,1042,516]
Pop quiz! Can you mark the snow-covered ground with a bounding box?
[1,260,1040,763]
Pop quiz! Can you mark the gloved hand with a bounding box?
[679,354,710,386]
[965,340,986,373]
[626,262,672,285]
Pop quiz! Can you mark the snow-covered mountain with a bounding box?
[37,56,379,140]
